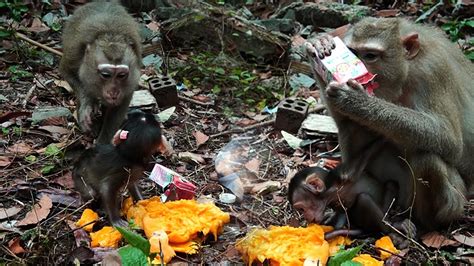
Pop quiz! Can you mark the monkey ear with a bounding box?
[112,130,127,146]
[402,33,420,59]
[306,174,326,194]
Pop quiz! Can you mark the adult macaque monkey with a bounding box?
[73,109,169,227]
[307,17,473,230]
[60,0,141,143]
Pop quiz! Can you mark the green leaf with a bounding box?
[465,20,474,28]
[466,50,474,61]
[341,261,362,266]
[44,144,60,156]
[0,29,12,38]
[328,245,363,266]
[212,85,221,94]
[157,106,175,123]
[281,131,302,149]
[41,164,55,174]
[118,245,148,266]
[25,155,37,163]
[214,67,225,75]
[115,226,150,255]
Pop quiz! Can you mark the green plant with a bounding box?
[442,19,474,42]
[41,144,64,174]
[8,65,33,81]
[441,19,474,60]
[0,0,28,21]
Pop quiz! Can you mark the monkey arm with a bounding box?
[97,93,133,144]
[325,82,462,162]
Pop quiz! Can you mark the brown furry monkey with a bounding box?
[73,109,168,227]
[60,0,142,144]
[307,17,472,230]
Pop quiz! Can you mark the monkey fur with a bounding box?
[73,109,166,227]
[60,1,142,144]
[308,17,473,230]
[288,166,416,241]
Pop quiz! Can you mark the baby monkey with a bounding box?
[73,109,168,227]
[288,166,415,241]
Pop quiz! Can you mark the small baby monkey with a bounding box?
[73,109,167,227]
[288,166,415,241]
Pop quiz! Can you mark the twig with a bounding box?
[369,244,418,264]
[210,119,275,138]
[178,95,214,106]
[22,84,37,108]
[15,32,63,57]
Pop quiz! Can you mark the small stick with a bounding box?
[210,119,275,138]
[15,32,63,57]
[22,84,37,107]
[178,95,214,106]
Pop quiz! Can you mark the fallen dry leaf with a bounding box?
[235,118,256,127]
[52,171,75,189]
[453,234,474,247]
[291,35,306,47]
[250,180,281,195]
[421,232,459,248]
[16,195,53,226]
[7,142,33,156]
[28,18,49,33]
[146,21,160,31]
[193,130,209,147]
[0,205,23,220]
[178,152,206,164]
[53,79,73,93]
[244,158,260,174]
[0,156,11,167]
[8,237,25,254]
[38,125,70,136]
[375,9,399,17]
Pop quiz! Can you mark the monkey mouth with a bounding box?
[104,95,122,106]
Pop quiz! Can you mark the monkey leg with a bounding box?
[350,192,388,233]
[99,184,128,227]
[128,182,143,202]
[411,153,466,228]
[97,93,133,144]
[72,171,97,203]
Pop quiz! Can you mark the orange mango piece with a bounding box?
[76,208,99,232]
[375,235,399,260]
[90,226,122,248]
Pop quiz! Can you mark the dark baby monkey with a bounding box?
[288,167,415,240]
[307,17,473,230]
[60,1,142,143]
[73,109,168,227]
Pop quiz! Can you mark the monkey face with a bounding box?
[79,41,140,106]
[291,187,326,224]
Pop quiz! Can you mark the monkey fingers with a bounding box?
[346,79,365,93]
[326,82,351,98]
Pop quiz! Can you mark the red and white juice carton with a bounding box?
[306,37,378,95]
[148,163,196,201]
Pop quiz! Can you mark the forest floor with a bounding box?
[0,0,473,265]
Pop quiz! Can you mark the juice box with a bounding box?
[306,37,378,95]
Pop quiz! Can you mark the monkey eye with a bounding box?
[116,72,128,80]
[360,52,380,62]
[99,70,113,79]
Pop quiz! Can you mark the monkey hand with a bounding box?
[326,79,366,101]
[390,219,417,249]
[305,34,336,59]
